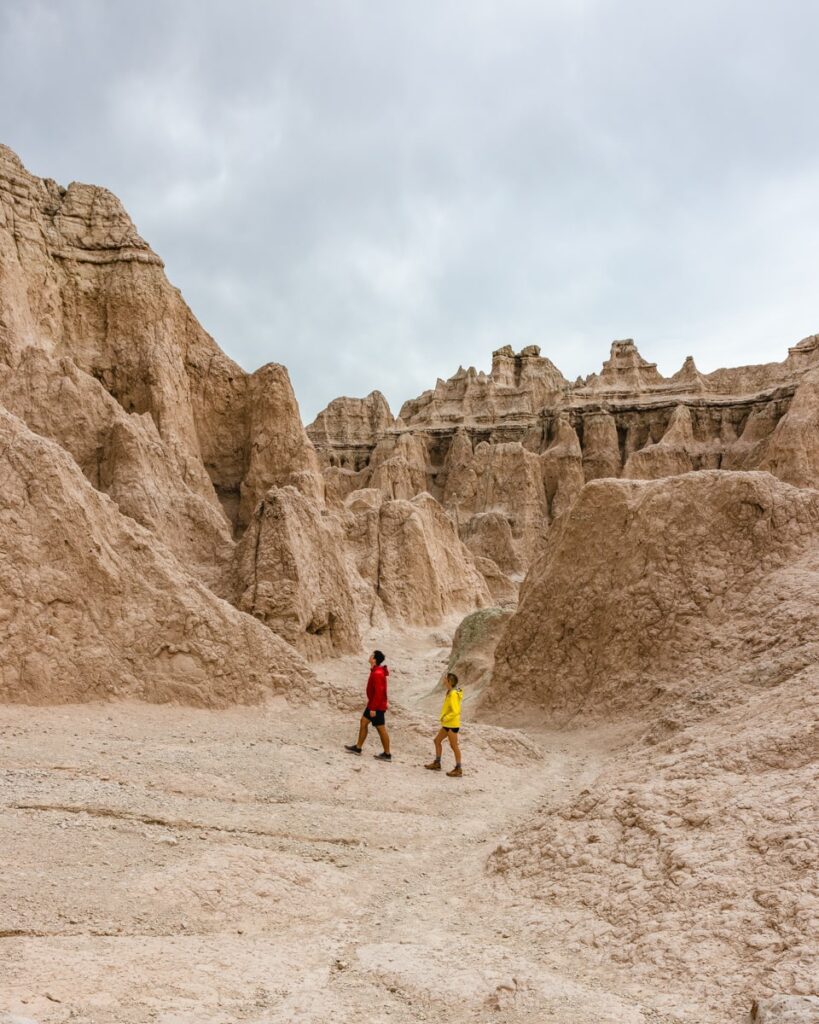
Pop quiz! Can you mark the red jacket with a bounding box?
[366,665,389,711]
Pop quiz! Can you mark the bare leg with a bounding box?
[375,724,391,755]
[433,727,447,761]
[447,731,462,766]
[356,716,370,748]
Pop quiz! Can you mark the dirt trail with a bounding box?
[1,627,685,1024]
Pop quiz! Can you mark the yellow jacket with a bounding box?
[440,687,463,728]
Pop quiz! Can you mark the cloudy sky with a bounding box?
[2,0,819,421]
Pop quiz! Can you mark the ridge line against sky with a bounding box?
[2,0,819,421]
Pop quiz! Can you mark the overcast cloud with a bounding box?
[2,0,819,420]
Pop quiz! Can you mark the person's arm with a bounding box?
[366,672,376,715]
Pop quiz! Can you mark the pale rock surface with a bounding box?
[238,363,323,528]
[233,485,492,654]
[0,407,313,705]
[588,338,665,392]
[622,402,698,479]
[758,367,819,489]
[339,488,390,629]
[721,400,785,472]
[368,431,428,500]
[669,353,711,391]
[0,345,233,592]
[374,493,491,626]
[749,997,819,1023]
[445,440,550,565]
[487,471,819,720]
[0,144,321,547]
[310,336,819,579]
[541,413,586,517]
[460,511,523,576]
[322,464,372,506]
[441,427,478,514]
[0,144,219,502]
[483,474,819,1022]
[446,607,514,696]
[472,555,519,605]
[306,390,394,454]
[398,344,567,426]
[490,666,819,1022]
[234,486,360,659]
[580,408,622,481]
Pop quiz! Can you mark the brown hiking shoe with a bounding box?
[424,761,442,771]
[447,766,463,777]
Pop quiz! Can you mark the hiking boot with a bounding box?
[373,752,392,761]
[344,744,362,755]
[424,761,442,771]
[447,766,463,777]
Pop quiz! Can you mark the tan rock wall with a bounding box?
[309,339,819,581]
[485,471,819,720]
[0,407,314,705]
[0,345,233,593]
[235,486,361,659]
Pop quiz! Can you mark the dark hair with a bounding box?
[372,650,385,666]
[447,672,458,686]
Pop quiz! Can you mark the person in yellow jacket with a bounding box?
[425,672,463,777]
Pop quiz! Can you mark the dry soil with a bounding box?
[1,625,693,1024]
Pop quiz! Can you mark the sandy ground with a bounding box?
[1,626,691,1024]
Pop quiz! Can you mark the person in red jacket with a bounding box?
[345,649,391,761]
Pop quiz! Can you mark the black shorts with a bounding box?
[363,708,386,727]
[443,726,460,733]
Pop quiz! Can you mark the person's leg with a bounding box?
[426,728,446,768]
[425,728,446,769]
[356,716,370,747]
[447,730,461,766]
[375,723,391,755]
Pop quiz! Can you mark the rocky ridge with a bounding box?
[3,139,819,684]
[0,145,489,676]
[309,337,819,570]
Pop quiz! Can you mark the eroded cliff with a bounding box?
[308,337,819,571]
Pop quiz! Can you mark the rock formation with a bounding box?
[445,607,514,696]
[309,335,819,575]
[0,142,320,546]
[232,482,491,656]
[367,431,428,501]
[489,662,819,1019]
[234,486,361,659]
[237,363,323,528]
[1,144,497,667]
[758,367,819,489]
[3,139,819,695]
[749,997,819,1023]
[485,471,819,719]
[483,470,819,1018]
[459,511,522,577]
[0,344,233,593]
[372,492,491,625]
[0,407,313,705]
[306,390,394,460]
